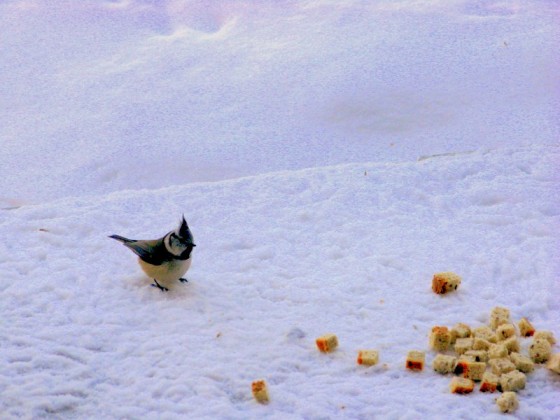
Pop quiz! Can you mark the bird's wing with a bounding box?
[123,238,169,265]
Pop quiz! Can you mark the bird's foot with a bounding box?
[151,279,169,292]
[179,277,188,283]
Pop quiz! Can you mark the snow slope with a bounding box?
[1,146,559,418]
[1,0,559,204]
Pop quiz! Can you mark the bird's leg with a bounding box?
[151,279,169,292]
[179,277,188,283]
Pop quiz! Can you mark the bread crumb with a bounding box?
[406,350,425,371]
[546,353,560,374]
[479,371,499,393]
[489,307,510,330]
[518,317,535,337]
[497,391,519,413]
[252,380,269,404]
[449,377,474,394]
[316,334,339,353]
[429,326,451,351]
[499,369,526,392]
[432,272,461,294]
[357,350,379,366]
[533,330,556,345]
[529,338,552,363]
[432,354,457,374]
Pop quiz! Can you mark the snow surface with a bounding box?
[2,147,559,418]
[1,0,559,419]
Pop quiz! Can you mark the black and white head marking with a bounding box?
[163,217,195,258]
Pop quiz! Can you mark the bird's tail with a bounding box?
[108,234,134,243]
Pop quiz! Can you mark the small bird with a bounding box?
[109,216,196,291]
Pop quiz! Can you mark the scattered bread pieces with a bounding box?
[357,350,379,366]
[489,307,510,330]
[433,354,457,374]
[479,372,499,393]
[429,326,451,351]
[546,353,560,374]
[406,350,425,371]
[432,272,461,294]
[518,317,535,337]
[529,338,552,363]
[316,334,338,353]
[497,391,519,413]
[450,377,474,394]
[251,380,269,404]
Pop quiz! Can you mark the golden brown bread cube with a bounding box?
[454,337,474,355]
[497,392,519,413]
[432,354,457,374]
[489,358,516,375]
[357,350,379,366]
[518,317,535,337]
[450,323,471,344]
[533,330,556,345]
[406,350,425,371]
[502,336,520,354]
[488,343,508,359]
[479,371,499,393]
[546,353,560,374]
[472,337,492,351]
[489,307,510,330]
[316,334,339,353]
[429,326,451,351]
[496,324,516,341]
[499,370,526,392]
[432,272,461,294]
[449,377,474,394]
[473,326,497,343]
[510,352,535,373]
[529,338,552,363]
[454,359,486,381]
[464,350,488,363]
[252,380,270,404]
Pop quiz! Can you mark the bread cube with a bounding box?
[496,324,516,341]
[316,334,338,353]
[546,353,560,374]
[510,352,534,373]
[429,326,451,351]
[449,377,474,394]
[518,317,535,337]
[502,336,520,354]
[251,380,269,404]
[454,359,486,381]
[464,350,488,362]
[472,337,492,351]
[499,369,526,392]
[473,326,497,343]
[529,338,552,363]
[489,307,510,330]
[432,354,457,374]
[357,350,379,366]
[489,358,516,375]
[454,337,474,355]
[406,350,425,371]
[432,272,461,294]
[497,392,519,413]
[488,343,508,359]
[479,372,499,393]
[450,323,471,344]
[534,330,556,345]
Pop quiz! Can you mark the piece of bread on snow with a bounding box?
[487,343,508,360]
[473,326,497,343]
[479,371,499,393]
[432,272,461,294]
[464,350,488,362]
[489,358,516,376]
[429,326,451,351]
[449,377,474,394]
[510,352,535,373]
[406,350,425,371]
[499,370,526,392]
[316,334,338,353]
[432,354,457,374]
[252,380,269,404]
[489,306,510,330]
[450,323,471,344]
[533,330,556,345]
[472,337,492,351]
[529,338,552,363]
[454,359,486,381]
[454,337,474,355]
[497,391,519,414]
[357,350,379,366]
[518,317,535,337]
[502,336,520,354]
[546,353,560,374]
[496,323,516,341]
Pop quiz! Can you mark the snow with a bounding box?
[1,0,559,419]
